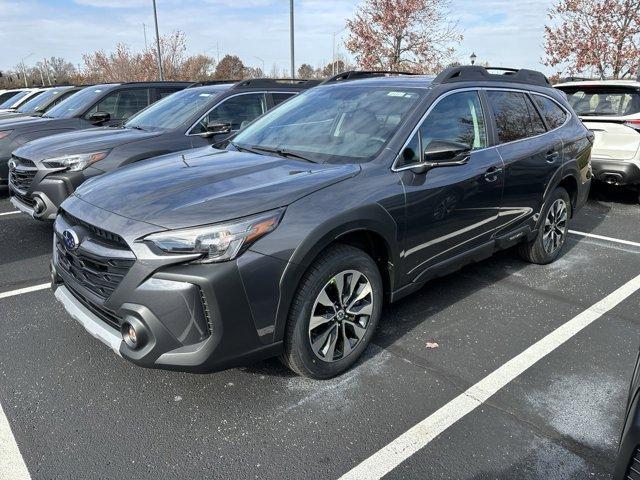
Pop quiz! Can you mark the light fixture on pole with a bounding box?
[470,52,477,66]
[152,0,164,81]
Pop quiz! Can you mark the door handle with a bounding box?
[483,166,502,182]
[545,151,559,163]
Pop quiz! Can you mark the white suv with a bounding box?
[555,79,640,202]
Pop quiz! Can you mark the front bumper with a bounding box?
[52,201,288,373]
[591,158,640,186]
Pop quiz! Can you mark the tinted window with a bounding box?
[126,88,218,131]
[272,92,296,106]
[192,93,266,133]
[420,91,487,152]
[526,96,547,135]
[559,86,640,116]
[533,95,568,130]
[85,89,150,121]
[234,86,423,164]
[396,91,486,169]
[487,91,543,144]
[157,87,182,99]
[46,85,114,119]
[51,90,78,107]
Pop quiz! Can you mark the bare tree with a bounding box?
[544,0,640,79]
[297,63,316,79]
[345,0,462,74]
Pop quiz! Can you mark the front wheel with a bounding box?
[280,245,383,379]
[518,187,571,265]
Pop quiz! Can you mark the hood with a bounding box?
[0,115,49,129]
[74,148,360,230]
[15,127,163,161]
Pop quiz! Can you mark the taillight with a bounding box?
[624,119,640,131]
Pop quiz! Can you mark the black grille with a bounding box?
[9,167,36,192]
[55,237,134,300]
[62,211,128,248]
[626,447,640,480]
[66,284,122,330]
[11,189,36,207]
[12,155,36,167]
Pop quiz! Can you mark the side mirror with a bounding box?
[201,121,232,137]
[411,140,470,174]
[88,111,111,124]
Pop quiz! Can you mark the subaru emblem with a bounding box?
[62,229,80,251]
[8,159,16,170]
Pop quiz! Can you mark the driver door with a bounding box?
[398,90,504,282]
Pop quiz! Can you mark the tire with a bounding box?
[280,244,383,379]
[518,187,572,265]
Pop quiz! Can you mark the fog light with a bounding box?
[122,323,138,348]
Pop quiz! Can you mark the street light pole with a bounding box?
[289,0,295,78]
[152,0,164,81]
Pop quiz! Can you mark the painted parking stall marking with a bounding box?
[0,402,31,480]
[569,229,640,249]
[0,211,19,217]
[339,272,640,480]
[0,283,50,300]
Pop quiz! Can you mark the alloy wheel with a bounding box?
[308,270,374,363]
[542,198,568,254]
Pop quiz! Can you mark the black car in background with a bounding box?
[614,349,640,479]
[0,86,82,121]
[51,66,592,379]
[9,79,318,220]
[0,81,190,185]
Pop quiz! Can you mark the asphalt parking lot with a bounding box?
[0,184,639,480]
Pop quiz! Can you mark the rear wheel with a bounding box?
[280,245,383,379]
[518,187,571,265]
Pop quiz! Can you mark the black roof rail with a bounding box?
[433,66,551,87]
[188,79,239,87]
[120,81,193,86]
[231,78,321,89]
[321,70,420,85]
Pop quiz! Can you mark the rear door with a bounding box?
[398,89,505,279]
[486,90,561,232]
[84,88,151,126]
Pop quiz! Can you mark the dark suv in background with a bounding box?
[51,66,592,379]
[9,79,318,220]
[0,81,190,185]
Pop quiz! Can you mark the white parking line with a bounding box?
[0,403,31,480]
[569,230,640,249]
[339,272,640,480]
[0,211,19,217]
[0,284,50,300]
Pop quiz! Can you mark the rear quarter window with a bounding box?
[487,91,545,144]
[533,95,568,130]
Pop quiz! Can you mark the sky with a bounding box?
[0,0,557,75]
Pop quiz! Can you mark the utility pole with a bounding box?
[38,67,45,86]
[152,0,164,80]
[289,0,295,78]
[143,23,148,50]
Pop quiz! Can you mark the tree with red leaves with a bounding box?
[544,0,640,79]
[345,0,462,74]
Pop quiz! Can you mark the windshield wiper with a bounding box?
[229,141,256,154]
[128,125,147,131]
[249,145,315,163]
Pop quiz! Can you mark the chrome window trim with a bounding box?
[185,91,268,137]
[391,86,572,172]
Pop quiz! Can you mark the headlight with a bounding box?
[0,130,13,140]
[143,209,284,263]
[42,151,109,171]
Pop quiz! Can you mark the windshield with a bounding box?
[0,90,31,109]
[17,89,67,114]
[126,88,219,131]
[559,86,640,117]
[46,85,113,119]
[233,85,424,163]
